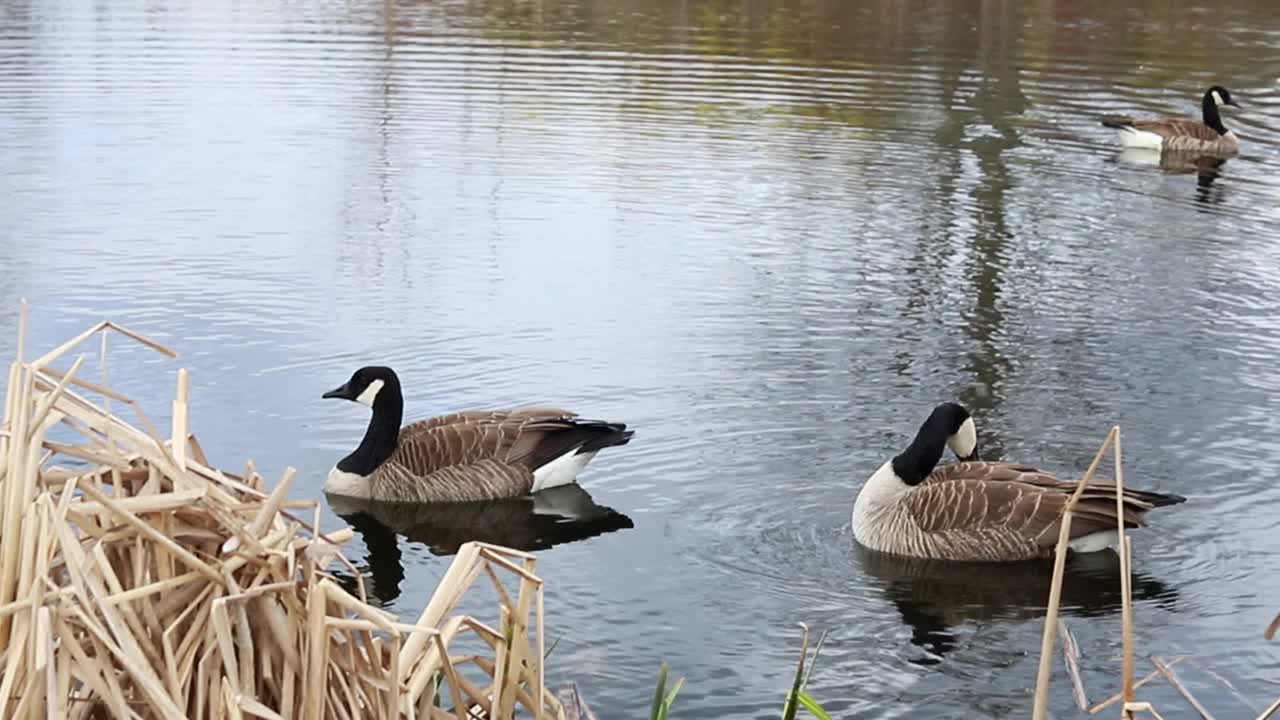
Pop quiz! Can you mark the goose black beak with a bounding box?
[322,382,354,400]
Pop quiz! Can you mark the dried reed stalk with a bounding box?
[1264,613,1280,642]
[1031,426,1117,720]
[1032,425,1260,720]
[1088,657,1188,714]
[0,311,566,719]
[1187,659,1259,714]
[1151,656,1215,720]
[1256,697,1280,720]
[1059,619,1089,711]
[1115,431,1134,707]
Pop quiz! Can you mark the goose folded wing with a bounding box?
[1132,118,1222,141]
[401,407,578,436]
[929,462,1169,509]
[927,461,1062,486]
[903,479,1142,550]
[392,409,583,476]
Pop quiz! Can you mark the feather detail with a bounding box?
[859,461,1185,562]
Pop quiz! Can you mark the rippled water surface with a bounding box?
[4,0,1280,716]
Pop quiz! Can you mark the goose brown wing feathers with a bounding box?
[1100,116,1222,141]
[374,409,631,502]
[927,461,1060,486]
[928,461,1185,508]
[392,409,582,477]
[402,407,577,437]
[901,476,1150,560]
[1131,118,1223,141]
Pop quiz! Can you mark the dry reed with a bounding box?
[0,305,567,719]
[1031,427,1280,719]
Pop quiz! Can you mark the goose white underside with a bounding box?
[1116,126,1164,151]
[1068,529,1119,554]
[530,449,599,494]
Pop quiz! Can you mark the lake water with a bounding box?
[3,0,1280,716]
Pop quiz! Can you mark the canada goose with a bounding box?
[1101,85,1241,154]
[851,403,1186,562]
[321,366,633,502]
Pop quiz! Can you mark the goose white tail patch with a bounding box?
[356,379,385,407]
[1117,147,1163,167]
[531,449,598,493]
[1117,127,1164,151]
[1068,529,1118,554]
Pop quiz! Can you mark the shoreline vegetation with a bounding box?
[0,304,1275,718]
[0,306,565,718]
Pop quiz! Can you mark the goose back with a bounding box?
[860,461,1184,562]
[1132,118,1238,153]
[367,408,629,503]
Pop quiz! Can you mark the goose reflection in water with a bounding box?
[854,543,1177,665]
[328,485,634,605]
[1113,147,1230,201]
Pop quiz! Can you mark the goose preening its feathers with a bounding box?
[852,403,1186,562]
[322,366,633,503]
[1101,85,1241,155]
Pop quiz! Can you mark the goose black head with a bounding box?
[322,366,402,409]
[1206,85,1240,109]
[890,402,982,486]
[932,402,980,462]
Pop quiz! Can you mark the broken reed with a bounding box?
[1031,426,1163,719]
[1030,427,1280,720]
[0,307,567,719]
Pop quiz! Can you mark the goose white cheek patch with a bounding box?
[356,379,385,407]
[1212,90,1224,106]
[949,417,977,458]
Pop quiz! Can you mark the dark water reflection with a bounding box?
[3,0,1280,716]
[331,485,634,604]
[855,546,1178,664]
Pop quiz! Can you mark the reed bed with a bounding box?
[1032,427,1280,720]
[0,306,565,719]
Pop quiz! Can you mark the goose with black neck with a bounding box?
[852,402,1186,562]
[1101,85,1242,155]
[322,366,634,503]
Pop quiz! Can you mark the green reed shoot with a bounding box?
[782,624,832,720]
[650,662,685,720]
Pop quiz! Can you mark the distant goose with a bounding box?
[851,403,1186,562]
[321,366,633,503]
[1101,85,1241,154]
